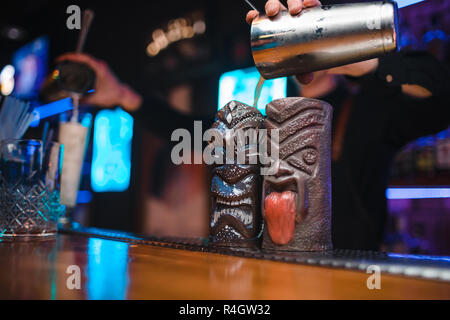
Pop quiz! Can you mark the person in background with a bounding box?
[56,0,449,250]
[248,0,450,250]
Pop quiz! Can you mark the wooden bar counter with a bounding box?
[0,231,449,300]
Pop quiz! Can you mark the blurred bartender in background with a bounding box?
[56,0,450,250]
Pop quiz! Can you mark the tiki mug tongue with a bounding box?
[264,191,296,245]
[262,97,333,251]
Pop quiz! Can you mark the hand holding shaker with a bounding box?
[251,1,399,79]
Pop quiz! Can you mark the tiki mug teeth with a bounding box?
[251,1,399,79]
[209,101,265,248]
[262,97,333,251]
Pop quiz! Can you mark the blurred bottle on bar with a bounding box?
[436,128,450,172]
[415,136,436,178]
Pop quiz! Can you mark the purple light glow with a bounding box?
[386,188,450,199]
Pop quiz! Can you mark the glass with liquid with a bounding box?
[58,111,92,208]
[0,140,66,240]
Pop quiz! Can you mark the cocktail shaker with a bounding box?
[251,1,399,79]
[40,61,96,102]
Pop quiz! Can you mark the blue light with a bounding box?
[76,190,93,204]
[87,238,129,299]
[91,108,133,192]
[81,113,93,128]
[387,253,450,263]
[30,92,95,127]
[423,30,448,44]
[396,0,424,8]
[29,97,73,127]
[218,66,287,115]
[386,188,450,199]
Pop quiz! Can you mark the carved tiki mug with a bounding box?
[209,101,265,248]
[262,97,332,251]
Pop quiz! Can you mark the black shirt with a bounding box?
[134,50,450,250]
[324,51,449,250]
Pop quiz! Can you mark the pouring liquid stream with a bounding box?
[71,94,80,123]
[253,75,265,108]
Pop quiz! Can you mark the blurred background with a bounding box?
[0,0,449,254]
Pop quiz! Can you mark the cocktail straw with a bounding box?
[0,96,36,141]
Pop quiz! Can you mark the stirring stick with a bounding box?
[75,9,95,54]
[244,0,258,11]
[71,9,95,123]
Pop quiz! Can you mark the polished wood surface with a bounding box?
[0,234,448,299]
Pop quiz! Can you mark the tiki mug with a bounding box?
[208,101,265,248]
[262,97,333,251]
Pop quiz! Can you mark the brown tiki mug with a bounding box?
[209,101,265,248]
[262,97,333,251]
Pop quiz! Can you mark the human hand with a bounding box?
[246,0,322,23]
[56,53,142,111]
[246,0,321,84]
[327,59,379,78]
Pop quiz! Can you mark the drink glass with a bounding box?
[0,139,66,240]
[58,111,92,208]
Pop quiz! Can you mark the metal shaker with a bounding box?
[40,61,96,102]
[251,1,399,79]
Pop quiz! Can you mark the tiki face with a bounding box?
[262,98,332,251]
[209,101,264,247]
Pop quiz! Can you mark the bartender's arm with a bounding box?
[56,53,142,111]
[56,53,213,140]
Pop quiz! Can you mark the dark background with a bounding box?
[0,0,264,231]
[1,0,449,254]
